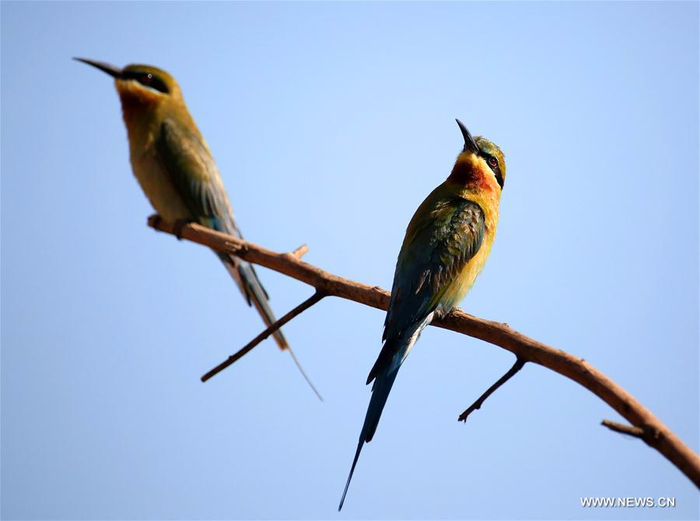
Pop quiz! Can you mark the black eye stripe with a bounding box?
[482,153,498,166]
[123,71,169,94]
[495,170,504,189]
[481,152,504,189]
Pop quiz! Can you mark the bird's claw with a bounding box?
[173,218,196,240]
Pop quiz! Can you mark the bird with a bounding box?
[338,119,506,510]
[74,58,321,400]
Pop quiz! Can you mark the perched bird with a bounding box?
[339,120,506,509]
[75,58,320,399]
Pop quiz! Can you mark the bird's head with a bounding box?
[74,58,182,113]
[448,119,506,193]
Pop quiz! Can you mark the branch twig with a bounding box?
[601,419,660,442]
[458,357,526,422]
[147,216,700,489]
[602,420,645,438]
[291,244,309,258]
[201,290,327,382]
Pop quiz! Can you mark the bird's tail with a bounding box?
[218,253,322,401]
[338,363,400,511]
[339,314,433,511]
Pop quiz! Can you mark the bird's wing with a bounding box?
[156,118,289,349]
[156,117,240,235]
[157,120,320,396]
[367,195,485,384]
[341,194,486,509]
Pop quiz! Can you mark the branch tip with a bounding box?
[201,291,327,383]
[601,420,661,442]
[458,357,526,422]
[148,214,163,230]
[291,244,309,258]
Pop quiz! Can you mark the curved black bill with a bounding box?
[456,118,479,154]
[73,57,123,79]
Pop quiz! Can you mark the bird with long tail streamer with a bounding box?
[339,119,506,509]
[75,58,321,400]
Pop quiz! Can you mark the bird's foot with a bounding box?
[173,218,196,240]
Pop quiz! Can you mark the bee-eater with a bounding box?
[338,120,506,509]
[75,58,320,399]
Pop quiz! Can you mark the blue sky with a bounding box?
[1,1,698,519]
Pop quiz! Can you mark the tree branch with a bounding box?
[201,290,326,382]
[290,244,309,259]
[147,216,700,489]
[601,419,659,441]
[458,357,527,422]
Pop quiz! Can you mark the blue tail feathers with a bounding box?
[338,367,400,511]
[218,253,323,401]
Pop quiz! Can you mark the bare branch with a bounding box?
[291,244,309,258]
[201,290,326,383]
[459,357,526,422]
[601,419,661,442]
[602,420,645,438]
[148,217,700,489]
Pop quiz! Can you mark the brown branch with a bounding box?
[147,216,700,489]
[201,290,326,382]
[458,357,527,422]
[291,244,309,258]
[601,419,661,442]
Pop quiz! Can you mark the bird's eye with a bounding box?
[488,156,498,167]
[123,70,170,94]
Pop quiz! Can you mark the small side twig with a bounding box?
[201,290,327,382]
[602,419,660,442]
[459,357,526,422]
[290,244,309,258]
[602,420,645,438]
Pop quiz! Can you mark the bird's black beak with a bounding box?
[456,119,479,154]
[73,57,123,79]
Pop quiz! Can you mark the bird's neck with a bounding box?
[121,103,162,155]
[444,158,502,234]
[120,98,195,156]
[448,153,500,195]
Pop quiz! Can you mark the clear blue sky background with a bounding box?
[2,1,698,519]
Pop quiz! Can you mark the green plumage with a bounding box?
[340,121,505,511]
[75,58,322,400]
